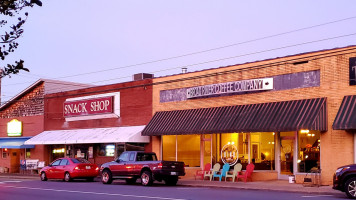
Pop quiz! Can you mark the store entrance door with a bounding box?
[279,132,295,179]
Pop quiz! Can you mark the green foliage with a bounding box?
[0,0,42,78]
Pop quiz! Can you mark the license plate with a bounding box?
[171,172,177,175]
[86,166,91,169]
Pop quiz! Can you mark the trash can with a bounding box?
[289,175,295,183]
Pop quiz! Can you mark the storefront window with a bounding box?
[177,135,200,167]
[162,135,176,161]
[98,144,115,157]
[250,132,275,170]
[298,130,320,172]
[2,148,7,158]
[25,148,31,158]
[162,135,200,167]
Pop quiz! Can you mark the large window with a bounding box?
[162,135,200,167]
[162,132,275,170]
[298,130,320,172]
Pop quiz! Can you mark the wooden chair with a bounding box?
[212,163,230,181]
[225,163,242,182]
[236,163,255,182]
[195,163,211,180]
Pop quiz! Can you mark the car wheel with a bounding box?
[64,172,72,182]
[125,178,137,185]
[345,177,356,199]
[164,176,178,186]
[40,172,47,181]
[101,169,113,184]
[141,171,153,186]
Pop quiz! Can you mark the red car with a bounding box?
[40,158,99,182]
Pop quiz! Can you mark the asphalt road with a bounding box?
[0,177,348,200]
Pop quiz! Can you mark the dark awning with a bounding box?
[0,137,35,149]
[142,98,327,136]
[333,95,356,130]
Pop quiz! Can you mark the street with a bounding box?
[0,177,347,200]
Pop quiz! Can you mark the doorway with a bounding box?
[278,132,296,179]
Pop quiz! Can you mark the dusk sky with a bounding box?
[1,0,356,103]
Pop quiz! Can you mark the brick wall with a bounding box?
[44,79,153,130]
[0,84,44,118]
[151,46,356,185]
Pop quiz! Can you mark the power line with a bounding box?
[2,44,356,107]
[3,15,356,87]
[33,32,356,94]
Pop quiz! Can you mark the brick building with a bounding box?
[142,45,356,185]
[0,79,91,173]
[25,75,153,166]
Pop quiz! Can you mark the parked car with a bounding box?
[100,151,185,186]
[333,164,356,198]
[40,158,99,182]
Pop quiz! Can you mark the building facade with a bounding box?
[143,45,356,185]
[25,77,153,166]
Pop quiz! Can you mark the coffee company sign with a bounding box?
[187,78,273,99]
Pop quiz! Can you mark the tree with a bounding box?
[0,0,42,78]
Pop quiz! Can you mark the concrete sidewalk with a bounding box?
[178,178,339,195]
[0,173,341,195]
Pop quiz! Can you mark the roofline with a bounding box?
[0,79,44,110]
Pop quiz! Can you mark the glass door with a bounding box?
[279,132,295,179]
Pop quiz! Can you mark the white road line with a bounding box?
[301,194,334,198]
[0,185,186,200]
[0,181,22,183]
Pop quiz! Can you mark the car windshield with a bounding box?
[71,158,90,164]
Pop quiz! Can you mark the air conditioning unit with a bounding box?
[133,73,154,81]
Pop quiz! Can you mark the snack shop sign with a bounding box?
[64,96,113,117]
[187,78,273,99]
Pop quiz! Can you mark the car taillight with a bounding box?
[157,163,163,169]
[95,167,99,171]
[74,166,79,170]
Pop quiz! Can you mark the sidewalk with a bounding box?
[0,173,340,195]
[178,177,339,195]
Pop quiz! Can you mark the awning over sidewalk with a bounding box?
[24,125,149,145]
[142,98,327,136]
[333,95,356,130]
[0,137,35,149]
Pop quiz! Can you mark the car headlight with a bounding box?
[336,167,350,173]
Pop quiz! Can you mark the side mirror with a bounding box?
[48,164,52,167]
[115,159,121,163]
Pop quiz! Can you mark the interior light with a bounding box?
[305,155,309,159]
[272,132,275,135]
[227,142,231,145]
[311,134,315,137]
[300,129,310,134]
[272,142,275,144]
[232,142,235,145]
[297,159,301,163]
[4,148,8,152]
[307,134,312,137]
[318,140,320,142]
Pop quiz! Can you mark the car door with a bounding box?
[110,152,129,176]
[57,159,69,179]
[47,159,61,179]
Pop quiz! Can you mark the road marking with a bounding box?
[301,194,334,198]
[0,185,186,200]
[0,181,22,184]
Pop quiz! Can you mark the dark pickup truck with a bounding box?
[100,151,185,186]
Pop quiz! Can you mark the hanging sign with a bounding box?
[64,96,113,117]
[7,119,22,136]
[187,78,273,99]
